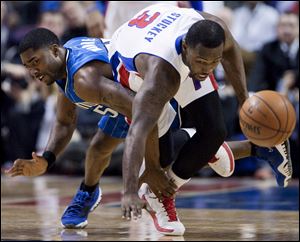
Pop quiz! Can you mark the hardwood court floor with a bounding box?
[1,175,299,241]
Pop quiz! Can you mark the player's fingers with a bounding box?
[162,189,173,198]
[5,164,23,175]
[121,206,126,219]
[157,190,164,200]
[166,185,177,195]
[169,180,178,190]
[157,182,172,195]
[4,165,15,174]
[125,206,131,220]
[10,170,24,177]
[131,205,138,220]
[137,204,143,218]
[161,189,173,198]
[121,204,127,219]
[151,187,162,199]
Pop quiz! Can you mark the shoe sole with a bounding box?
[61,220,88,229]
[142,195,184,236]
[90,189,102,212]
[277,140,293,187]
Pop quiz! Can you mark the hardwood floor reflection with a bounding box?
[1,176,299,241]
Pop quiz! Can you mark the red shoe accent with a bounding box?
[162,197,177,222]
[208,156,219,163]
[142,195,174,233]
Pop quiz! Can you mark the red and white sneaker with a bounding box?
[139,183,185,236]
[208,142,235,177]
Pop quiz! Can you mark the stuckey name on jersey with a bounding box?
[110,4,219,108]
[129,11,182,43]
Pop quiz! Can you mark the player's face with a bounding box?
[20,46,62,86]
[183,42,223,81]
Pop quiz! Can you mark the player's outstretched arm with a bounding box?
[201,12,249,106]
[121,55,180,219]
[6,93,77,177]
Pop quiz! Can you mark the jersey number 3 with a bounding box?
[128,10,160,28]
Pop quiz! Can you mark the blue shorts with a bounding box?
[98,99,181,139]
[98,114,129,139]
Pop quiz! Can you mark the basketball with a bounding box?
[239,90,296,147]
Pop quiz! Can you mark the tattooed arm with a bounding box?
[74,61,134,118]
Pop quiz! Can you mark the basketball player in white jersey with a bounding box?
[109,3,293,235]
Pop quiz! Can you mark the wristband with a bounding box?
[42,151,56,171]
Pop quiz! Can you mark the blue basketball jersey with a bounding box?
[55,37,120,117]
[55,37,129,138]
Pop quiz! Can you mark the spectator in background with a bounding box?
[249,12,299,92]
[60,1,89,43]
[38,11,66,41]
[83,1,106,38]
[1,1,44,165]
[231,1,279,77]
[274,1,299,13]
[39,1,106,40]
[1,2,62,167]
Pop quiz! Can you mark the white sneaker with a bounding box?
[208,142,235,177]
[139,183,185,236]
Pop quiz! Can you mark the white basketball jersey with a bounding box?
[109,4,218,108]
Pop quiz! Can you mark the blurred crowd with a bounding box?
[1,1,299,179]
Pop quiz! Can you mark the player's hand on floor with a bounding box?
[139,167,177,199]
[5,152,48,177]
[121,193,146,220]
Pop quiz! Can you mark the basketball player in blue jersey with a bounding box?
[6,28,292,236]
[108,4,293,229]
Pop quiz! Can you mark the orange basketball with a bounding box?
[239,90,296,147]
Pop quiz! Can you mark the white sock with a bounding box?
[167,167,190,189]
[181,128,196,138]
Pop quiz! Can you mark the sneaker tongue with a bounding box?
[162,197,178,221]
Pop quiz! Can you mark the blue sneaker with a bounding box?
[61,185,102,228]
[254,140,293,187]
